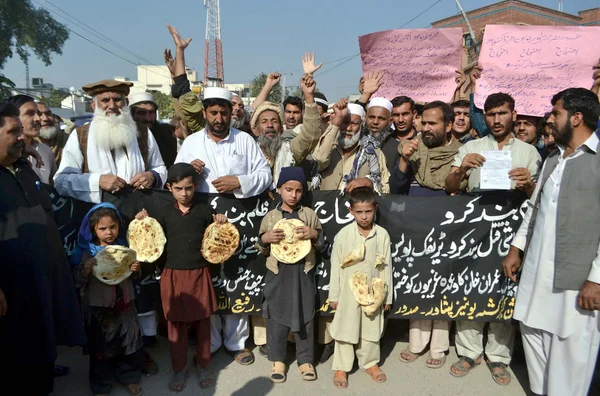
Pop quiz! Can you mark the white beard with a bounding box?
[92,105,138,151]
[231,117,244,129]
[338,131,361,150]
[39,125,58,140]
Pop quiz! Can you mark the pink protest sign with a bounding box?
[358,28,463,102]
[475,25,600,117]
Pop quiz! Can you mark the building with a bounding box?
[224,83,254,105]
[431,0,600,66]
[116,65,201,95]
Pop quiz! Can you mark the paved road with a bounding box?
[53,321,537,396]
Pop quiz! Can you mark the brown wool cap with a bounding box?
[82,79,134,97]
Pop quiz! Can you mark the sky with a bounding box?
[3,0,599,101]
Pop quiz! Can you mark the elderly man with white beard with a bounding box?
[312,99,390,194]
[37,102,70,167]
[54,80,167,203]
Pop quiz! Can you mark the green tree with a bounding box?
[148,90,175,119]
[0,1,69,99]
[40,89,69,108]
[251,72,283,104]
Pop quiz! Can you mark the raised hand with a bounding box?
[164,49,176,76]
[363,71,384,95]
[266,72,281,88]
[330,98,349,127]
[167,24,192,50]
[300,73,316,95]
[302,52,323,75]
[401,138,419,161]
[470,65,483,83]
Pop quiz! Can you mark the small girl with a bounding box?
[71,203,143,396]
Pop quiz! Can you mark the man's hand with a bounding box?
[300,73,316,96]
[99,174,127,193]
[212,176,241,193]
[459,153,485,173]
[213,213,228,224]
[302,52,322,75]
[261,229,285,245]
[470,65,483,93]
[0,288,7,317]
[329,301,338,310]
[363,71,384,95]
[502,246,522,283]
[191,159,205,174]
[295,226,318,241]
[130,171,156,190]
[455,69,466,87]
[23,147,44,168]
[401,138,419,161]
[266,72,281,88]
[346,178,374,193]
[578,281,600,311]
[135,209,149,221]
[167,24,192,50]
[164,49,176,76]
[509,167,534,191]
[384,304,391,312]
[330,99,349,128]
[591,58,600,95]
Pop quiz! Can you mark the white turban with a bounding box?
[347,103,366,120]
[367,97,393,113]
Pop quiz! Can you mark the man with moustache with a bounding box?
[365,97,397,175]
[451,100,478,144]
[231,93,249,132]
[445,92,542,386]
[5,95,57,184]
[0,102,86,395]
[175,87,272,365]
[129,91,178,168]
[312,99,390,194]
[390,96,418,142]
[36,102,70,167]
[503,88,600,396]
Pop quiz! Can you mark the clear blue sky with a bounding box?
[3,0,598,101]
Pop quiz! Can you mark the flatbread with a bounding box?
[270,218,311,264]
[342,244,365,268]
[93,245,136,285]
[127,217,166,263]
[362,278,387,316]
[349,272,374,306]
[202,222,240,264]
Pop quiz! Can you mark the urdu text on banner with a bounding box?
[475,25,600,117]
[358,28,463,103]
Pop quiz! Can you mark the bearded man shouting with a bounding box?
[54,80,167,203]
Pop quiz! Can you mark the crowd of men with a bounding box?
[1,22,600,396]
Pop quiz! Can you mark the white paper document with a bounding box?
[480,150,512,190]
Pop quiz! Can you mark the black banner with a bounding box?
[47,186,524,322]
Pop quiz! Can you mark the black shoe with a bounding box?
[258,345,268,358]
[53,364,70,377]
[142,335,158,348]
[319,342,335,363]
[141,350,159,376]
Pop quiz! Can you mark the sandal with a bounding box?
[270,362,287,383]
[425,355,447,369]
[230,348,255,365]
[197,368,216,389]
[449,356,481,377]
[125,384,143,396]
[363,365,386,383]
[487,361,512,386]
[333,370,348,389]
[298,363,317,381]
[168,371,187,392]
[399,349,420,363]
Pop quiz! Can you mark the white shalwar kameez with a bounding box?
[512,133,600,396]
[176,126,273,353]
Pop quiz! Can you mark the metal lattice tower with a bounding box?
[204,0,224,87]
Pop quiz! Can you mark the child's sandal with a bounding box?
[125,383,143,395]
[270,361,287,383]
[298,363,317,381]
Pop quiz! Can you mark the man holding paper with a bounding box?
[444,92,542,386]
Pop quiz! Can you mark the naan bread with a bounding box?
[93,245,136,285]
[362,278,387,316]
[342,244,365,268]
[127,217,166,263]
[202,222,240,264]
[349,272,374,306]
[270,218,312,264]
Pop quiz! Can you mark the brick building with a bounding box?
[431,0,600,67]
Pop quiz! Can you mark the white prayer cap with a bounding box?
[347,103,366,120]
[203,87,233,103]
[315,97,328,107]
[128,91,155,107]
[367,97,393,113]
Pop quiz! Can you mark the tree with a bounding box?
[251,72,284,104]
[40,89,69,108]
[148,90,175,119]
[0,1,69,98]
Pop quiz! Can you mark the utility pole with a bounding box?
[455,0,480,55]
[25,58,30,90]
